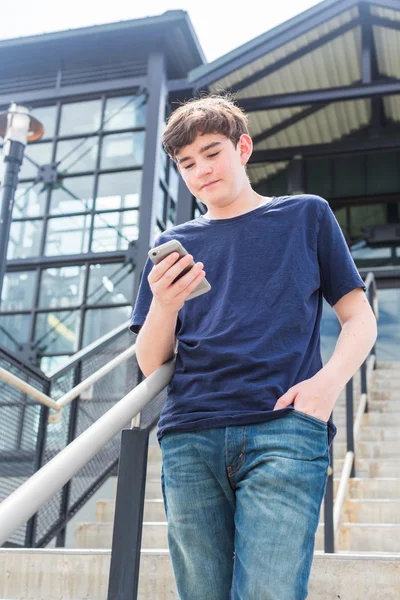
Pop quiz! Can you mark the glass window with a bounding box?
[40,355,71,376]
[39,266,85,309]
[19,142,53,180]
[350,204,387,240]
[103,94,146,130]
[34,310,80,354]
[59,100,102,136]
[87,263,134,306]
[31,105,58,140]
[169,162,179,201]
[157,185,167,223]
[0,313,30,352]
[13,183,47,219]
[45,215,90,256]
[333,156,365,198]
[56,138,99,174]
[367,151,399,195]
[160,146,168,182]
[96,170,141,211]
[91,211,138,252]
[1,271,36,311]
[7,220,43,259]
[50,176,94,214]
[82,306,131,347]
[167,199,176,229]
[101,132,145,169]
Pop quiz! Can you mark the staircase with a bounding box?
[1,362,400,598]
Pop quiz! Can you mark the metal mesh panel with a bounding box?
[33,329,142,546]
[1,325,167,548]
[0,349,48,546]
[67,332,139,518]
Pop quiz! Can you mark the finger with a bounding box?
[156,254,196,287]
[174,268,206,298]
[148,252,183,283]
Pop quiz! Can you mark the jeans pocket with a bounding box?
[292,408,328,428]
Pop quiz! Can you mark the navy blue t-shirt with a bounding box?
[130,194,367,448]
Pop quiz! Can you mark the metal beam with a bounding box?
[370,15,400,31]
[249,134,400,163]
[0,77,147,111]
[229,19,361,94]
[238,78,400,111]
[252,104,329,145]
[360,3,386,133]
[190,0,359,88]
[369,0,400,11]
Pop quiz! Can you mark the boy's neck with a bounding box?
[203,190,273,220]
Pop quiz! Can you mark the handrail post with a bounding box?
[25,379,51,547]
[346,378,356,478]
[56,361,82,547]
[107,426,150,600]
[324,433,335,553]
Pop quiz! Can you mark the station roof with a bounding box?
[187,0,400,186]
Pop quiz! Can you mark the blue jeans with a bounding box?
[160,410,330,600]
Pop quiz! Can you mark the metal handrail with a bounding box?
[47,319,131,379]
[0,356,175,545]
[332,353,375,535]
[0,320,135,411]
[328,270,379,547]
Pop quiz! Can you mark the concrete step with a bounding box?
[333,458,400,478]
[338,524,400,553]
[342,499,400,523]
[345,477,400,499]
[0,549,399,599]
[75,521,168,549]
[315,523,400,552]
[333,440,400,459]
[335,426,400,442]
[96,498,165,523]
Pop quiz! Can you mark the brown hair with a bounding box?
[162,94,249,162]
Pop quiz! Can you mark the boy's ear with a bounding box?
[238,133,253,166]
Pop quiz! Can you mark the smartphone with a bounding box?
[148,239,211,301]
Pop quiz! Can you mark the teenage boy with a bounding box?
[130,95,377,600]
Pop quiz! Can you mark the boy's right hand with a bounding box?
[147,252,206,313]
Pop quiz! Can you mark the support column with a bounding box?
[133,53,168,301]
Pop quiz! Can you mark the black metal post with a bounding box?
[0,140,25,307]
[324,442,335,553]
[55,361,82,547]
[346,379,356,478]
[133,52,168,302]
[25,387,51,547]
[107,427,150,600]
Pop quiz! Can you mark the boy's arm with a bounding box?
[135,298,178,378]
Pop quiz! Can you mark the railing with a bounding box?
[323,271,378,552]
[0,272,379,598]
[0,319,149,547]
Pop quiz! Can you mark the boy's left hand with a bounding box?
[272,372,343,422]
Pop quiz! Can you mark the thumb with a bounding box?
[273,388,297,411]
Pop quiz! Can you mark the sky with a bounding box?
[1,0,323,63]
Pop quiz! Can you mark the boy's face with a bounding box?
[175,132,252,209]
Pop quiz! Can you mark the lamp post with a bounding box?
[0,104,43,309]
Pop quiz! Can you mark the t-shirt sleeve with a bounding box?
[317,199,367,307]
[129,256,154,335]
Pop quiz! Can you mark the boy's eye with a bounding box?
[183,151,220,170]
